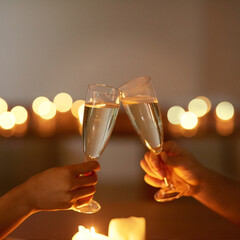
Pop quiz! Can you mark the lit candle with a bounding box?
[72,226,109,240]
[108,216,146,240]
[215,101,235,136]
[32,100,57,137]
[11,106,28,137]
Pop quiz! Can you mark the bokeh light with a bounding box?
[216,101,234,120]
[0,111,16,130]
[0,98,8,115]
[53,93,73,113]
[167,106,185,125]
[188,98,208,117]
[196,96,211,113]
[180,111,198,130]
[32,96,50,115]
[11,106,28,124]
[71,100,85,118]
[38,101,56,120]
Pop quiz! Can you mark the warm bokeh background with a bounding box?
[0,0,239,239]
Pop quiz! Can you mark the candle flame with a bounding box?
[180,111,198,130]
[167,106,185,125]
[188,98,208,117]
[38,101,57,120]
[53,92,73,113]
[0,111,16,130]
[216,101,234,120]
[196,96,211,113]
[78,225,86,232]
[32,96,50,115]
[90,226,96,234]
[11,106,28,124]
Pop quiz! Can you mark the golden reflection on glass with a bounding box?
[0,98,8,114]
[11,106,28,124]
[32,96,50,115]
[180,111,198,130]
[78,103,85,125]
[188,98,208,117]
[77,102,85,135]
[53,93,73,113]
[216,101,234,120]
[167,106,185,125]
[71,100,85,118]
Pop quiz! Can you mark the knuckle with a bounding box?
[89,161,100,170]
[153,165,161,172]
[144,151,150,160]
[151,159,161,171]
[140,159,145,168]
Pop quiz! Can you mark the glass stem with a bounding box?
[163,177,169,187]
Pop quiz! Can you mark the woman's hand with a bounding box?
[140,141,205,196]
[21,161,100,212]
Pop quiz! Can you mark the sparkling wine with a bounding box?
[121,96,163,154]
[83,102,119,161]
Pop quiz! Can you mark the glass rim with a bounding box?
[88,83,120,95]
[119,76,151,90]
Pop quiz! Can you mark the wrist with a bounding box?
[191,165,212,198]
[14,182,38,216]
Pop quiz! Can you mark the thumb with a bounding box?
[70,161,100,176]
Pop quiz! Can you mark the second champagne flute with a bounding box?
[119,76,189,202]
[76,83,120,213]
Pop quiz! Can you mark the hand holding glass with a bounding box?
[75,84,120,213]
[119,77,189,202]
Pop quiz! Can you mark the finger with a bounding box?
[73,196,93,209]
[144,151,151,161]
[70,161,100,176]
[140,158,164,179]
[70,185,96,200]
[144,174,166,188]
[145,152,166,178]
[71,171,98,190]
[140,158,156,177]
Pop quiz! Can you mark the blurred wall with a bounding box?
[0,0,239,195]
[1,0,239,107]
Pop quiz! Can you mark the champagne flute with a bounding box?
[119,76,189,202]
[76,83,120,213]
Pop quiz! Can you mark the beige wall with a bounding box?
[203,0,240,105]
[1,0,233,107]
[0,0,239,194]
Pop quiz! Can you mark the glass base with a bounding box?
[73,200,101,214]
[154,183,189,202]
